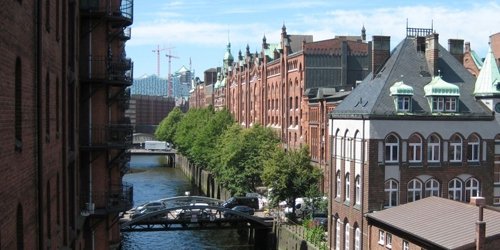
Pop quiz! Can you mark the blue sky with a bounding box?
[127,0,500,79]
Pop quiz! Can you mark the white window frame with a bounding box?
[445,97,457,111]
[428,135,440,162]
[403,240,409,250]
[385,180,399,208]
[432,97,445,111]
[450,135,462,162]
[378,230,385,245]
[408,134,422,163]
[448,178,463,201]
[336,171,341,198]
[355,175,361,205]
[397,96,411,111]
[345,173,351,202]
[465,178,480,202]
[385,135,399,163]
[425,179,440,197]
[386,233,392,249]
[407,179,423,202]
[345,223,350,250]
[355,227,361,250]
[336,219,341,250]
[467,135,480,162]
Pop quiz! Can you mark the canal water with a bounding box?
[121,155,253,250]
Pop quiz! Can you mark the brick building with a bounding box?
[204,25,370,190]
[0,0,134,249]
[328,27,500,250]
[131,95,176,134]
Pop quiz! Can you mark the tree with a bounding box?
[155,107,183,143]
[262,146,321,214]
[173,108,212,159]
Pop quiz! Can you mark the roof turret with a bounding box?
[473,46,500,96]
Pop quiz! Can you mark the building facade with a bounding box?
[204,25,370,190]
[0,0,134,249]
[328,27,500,249]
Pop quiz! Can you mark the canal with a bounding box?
[121,154,254,249]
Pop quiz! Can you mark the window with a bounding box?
[432,97,444,111]
[336,171,341,198]
[445,97,457,111]
[345,173,350,202]
[378,230,385,245]
[448,178,463,201]
[408,134,422,163]
[449,135,463,162]
[336,219,341,250]
[407,179,422,202]
[385,134,399,163]
[15,57,22,151]
[467,135,480,162]
[465,178,480,202]
[345,223,350,250]
[17,204,24,250]
[385,180,399,208]
[354,227,361,250]
[355,175,361,205]
[403,241,409,250]
[427,135,440,162]
[386,233,392,248]
[397,96,411,111]
[425,179,440,197]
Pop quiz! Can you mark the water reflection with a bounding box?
[121,157,253,250]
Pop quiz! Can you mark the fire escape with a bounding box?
[79,0,134,216]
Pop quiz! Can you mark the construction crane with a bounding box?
[152,45,173,77]
[165,49,179,97]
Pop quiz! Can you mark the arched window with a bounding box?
[448,178,463,201]
[335,218,341,250]
[425,179,440,197]
[345,222,350,250]
[408,134,422,163]
[295,96,298,109]
[449,134,463,162]
[15,57,22,150]
[345,173,351,202]
[17,204,24,250]
[465,178,480,202]
[467,135,480,162]
[385,134,399,163]
[355,175,361,205]
[354,226,361,250]
[384,179,399,208]
[428,134,440,162]
[336,171,341,198]
[407,179,422,202]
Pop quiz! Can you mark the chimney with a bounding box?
[425,33,439,76]
[448,39,464,63]
[470,197,486,250]
[465,42,471,53]
[371,35,391,77]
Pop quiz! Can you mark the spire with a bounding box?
[474,45,500,97]
[361,25,366,42]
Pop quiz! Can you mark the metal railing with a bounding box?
[81,182,134,214]
[80,122,133,149]
[80,0,134,24]
[80,56,133,85]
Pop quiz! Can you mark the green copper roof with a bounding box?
[224,42,234,61]
[264,43,280,60]
[424,76,460,96]
[389,81,414,96]
[473,46,500,96]
[471,50,483,69]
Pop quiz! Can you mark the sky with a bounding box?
[127,0,500,80]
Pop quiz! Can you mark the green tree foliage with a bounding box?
[155,107,183,143]
[212,124,280,195]
[173,108,212,159]
[262,146,321,209]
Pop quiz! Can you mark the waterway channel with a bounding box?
[121,154,254,250]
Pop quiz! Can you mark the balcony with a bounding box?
[80,56,133,86]
[81,182,134,215]
[109,87,131,110]
[80,122,133,150]
[80,0,133,27]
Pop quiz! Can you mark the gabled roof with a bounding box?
[366,197,500,249]
[474,46,500,96]
[331,36,493,120]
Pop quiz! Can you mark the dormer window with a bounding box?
[390,81,414,112]
[424,76,460,113]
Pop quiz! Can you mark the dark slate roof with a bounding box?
[366,197,500,249]
[331,37,493,120]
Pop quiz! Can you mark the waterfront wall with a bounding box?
[276,224,321,250]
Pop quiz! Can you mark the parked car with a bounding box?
[224,205,255,218]
[130,200,167,218]
[222,197,259,210]
[312,213,328,230]
[177,203,210,219]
